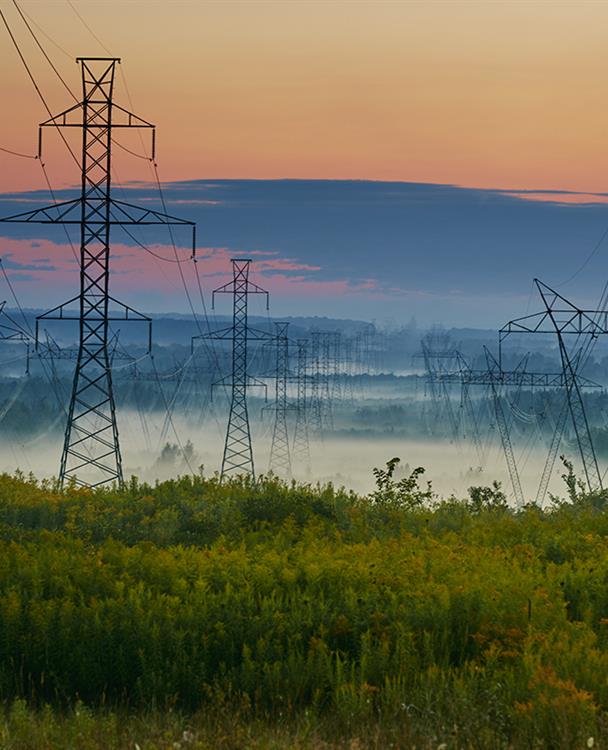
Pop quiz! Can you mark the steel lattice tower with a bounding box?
[352,331,364,399]
[416,333,462,440]
[320,332,334,430]
[0,57,194,487]
[500,279,608,496]
[268,322,292,477]
[193,259,270,479]
[341,337,355,404]
[330,331,342,402]
[431,346,600,504]
[309,330,323,437]
[292,337,312,475]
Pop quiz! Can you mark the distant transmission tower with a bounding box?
[433,346,600,504]
[193,259,270,479]
[320,332,334,430]
[341,336,355,403]
[417,333,461,440]
[292,337,312,475]
[309,330,323,437]
[0,57,195,487]
[330,331,342,401]
[500,279,608,496]
[267,322,292,477]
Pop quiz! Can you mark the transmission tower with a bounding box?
[320,332,334,430]
[267,322,292,477]
[500,279,608,495]
[431,346,600,503]
[193,259,270,479]
[352,330,365,399]
[0,57,195,487]
[330,331,342,402]
[308,330,324,437]
[416,333,461,440]
[292,337,312,476]
[337,336,354,404]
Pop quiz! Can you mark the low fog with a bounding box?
[0,402,577,507]
[0,317,604,506]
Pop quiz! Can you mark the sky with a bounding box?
[2,179,608,327]
[1,1,608,326]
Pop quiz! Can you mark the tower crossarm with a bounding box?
[39,101,154,131]
[192,326,273,347]
[500,310,608,339]
[450,370,600,388]
[212,374,268,391]
[0,199,193,226]
[211,258,269,311]
[500,279,608,343]
[0,199,195,251]
[35,294,152,353]
[192,326,235,344]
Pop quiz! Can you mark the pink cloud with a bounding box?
[502,191,608,205]
[0,236,392,311]
[256,258,322,273]
[134,197,224,206]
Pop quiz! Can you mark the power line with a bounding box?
[113,138,153,161]
[0,3,79,263]
[12,2,150,164]
[151,161,230,397]
[0,6,79,166]
[150,354,196,474]
[12,0,77,102]
[38,161,79,264]
[0,145,37,159]
[557,224,608,287]
[19,5,73,60]
[66,0,113,56]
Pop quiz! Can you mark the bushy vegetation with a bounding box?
[1,462,608,748]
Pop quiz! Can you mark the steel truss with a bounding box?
[292,337,312,476]
[192,259,271,480]
[266,322,292,477]
[429,342,599,505]
[500,279,608,496]
[0,57,195,487]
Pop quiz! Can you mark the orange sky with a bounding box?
[2,0,608,194]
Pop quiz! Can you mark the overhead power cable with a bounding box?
[113,139,153,161]
[66,0,113,55]
[12,0,77,102]
[67,0,219,368]
[0,145,37,160]
[0,6,79,167]
[150,355,196,474]
[557,224,608,287]
[19,5,73,60]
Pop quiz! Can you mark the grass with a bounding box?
[0,461,607,748]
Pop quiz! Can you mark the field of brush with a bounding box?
[1,465,608,749]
